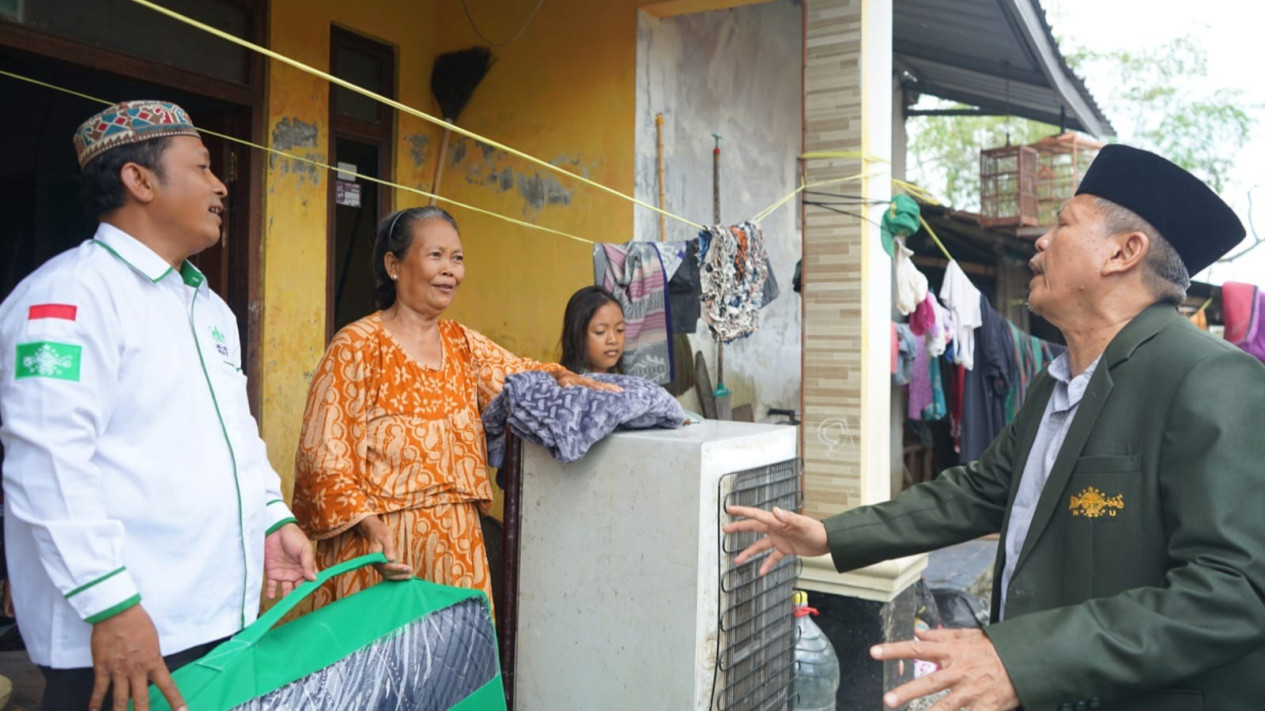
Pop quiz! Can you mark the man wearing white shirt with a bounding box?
[0,100,316,711]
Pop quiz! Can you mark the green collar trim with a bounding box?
[180,261,206,288]
[92,225,205,288]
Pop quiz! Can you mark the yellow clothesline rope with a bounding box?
[800,150,888,163]
[917,216,954,263]
[0,69,596,246]
[892,178,943,205]
[128,0,704,231]
[751,169,886,224]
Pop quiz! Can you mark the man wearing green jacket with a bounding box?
[727,144,1263,711]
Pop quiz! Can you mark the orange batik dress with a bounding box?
[292,313,563,611]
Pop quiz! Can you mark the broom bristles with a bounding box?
[430,46,495,122]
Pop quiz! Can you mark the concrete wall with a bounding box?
[634,0,804,420]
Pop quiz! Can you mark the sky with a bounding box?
[1042,0,1265,285]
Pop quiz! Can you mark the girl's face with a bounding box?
[585,301,626,373]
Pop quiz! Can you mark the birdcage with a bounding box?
[1032,132,1102,226]
[980,144,1039,229]
[979,132,1104,232]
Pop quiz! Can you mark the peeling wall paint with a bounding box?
[271,117,319,151]
[516,172,574,211]
[634,1,803,421]
[407,134,430,168]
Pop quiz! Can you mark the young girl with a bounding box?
[560,286,626,374]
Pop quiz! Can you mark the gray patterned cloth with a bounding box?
[484,371,685,468]
[232,597,497,710]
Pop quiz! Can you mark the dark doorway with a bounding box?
[327,26,394,337]
[330,137,383,331]
[0,46,253,344]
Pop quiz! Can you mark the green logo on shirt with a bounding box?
[15,341,82,381]
[211,326,226,345]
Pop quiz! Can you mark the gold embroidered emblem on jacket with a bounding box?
[1069,486,1124,518]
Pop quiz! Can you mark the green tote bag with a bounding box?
[148,553,506,710]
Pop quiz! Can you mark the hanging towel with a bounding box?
[909,292,937,336]
[699,222,773,343]
[484,371,685,469]
[893,237,929,315]
[940,260,983,369]
[1222,281,1265,363]
[593,241,673,384]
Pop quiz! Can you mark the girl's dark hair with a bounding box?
[373,206,460,309]
[559,286,625,374]
[78,137,172,219]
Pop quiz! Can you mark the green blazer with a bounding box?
[826,304,1265,711]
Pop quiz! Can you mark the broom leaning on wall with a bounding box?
[429,46,496,203]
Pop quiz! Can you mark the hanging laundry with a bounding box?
[894,324,917,386]
[926,294,954,358]
[891,322,899,374]
[908,336,933,421]
[893,236,929,315]
[484,371,685,470]
[1004,321,1064,423]
[959,295,1016,462]
[654,239,702,335]
[1222,281,1265,363]
[909,292,936,336]
[940,260,983,370]
[925,355,947,421]
[593,241,672,384]
[699,221,773,343]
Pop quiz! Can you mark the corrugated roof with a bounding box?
[895,0,1113,137]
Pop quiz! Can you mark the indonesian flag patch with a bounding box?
[28,304,78,321]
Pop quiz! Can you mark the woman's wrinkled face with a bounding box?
[388,218,464,315]
[585,301,626,373]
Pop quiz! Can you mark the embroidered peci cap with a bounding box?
[1075,144,1245,276]
[73,100,200,169]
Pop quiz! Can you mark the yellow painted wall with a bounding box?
[260,0,441,499]
[429,0,644,352]
[260,0,662,507]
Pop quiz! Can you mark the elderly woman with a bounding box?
[293,206,613,608]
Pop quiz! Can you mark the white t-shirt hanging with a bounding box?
[941,260,983,369]
[893,237,928,315]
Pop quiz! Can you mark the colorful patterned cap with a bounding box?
[73,100,200,169]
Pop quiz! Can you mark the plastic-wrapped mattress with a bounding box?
[151,554,505,711]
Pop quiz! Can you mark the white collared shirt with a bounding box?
[999,352,1101,616]
[0,223,294,668]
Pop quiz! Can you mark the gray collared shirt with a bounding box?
[999,352,1101,616]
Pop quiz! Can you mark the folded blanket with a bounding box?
[484,371,685,469]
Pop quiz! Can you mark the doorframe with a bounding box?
[0,0,269,414]
[326,25,396,341]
